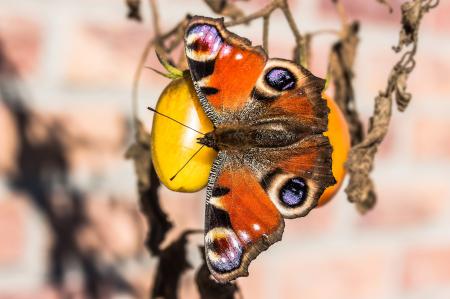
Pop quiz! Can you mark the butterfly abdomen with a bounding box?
[198,121,311,150]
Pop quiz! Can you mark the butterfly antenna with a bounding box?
[147,107,205,135]
[170,145,205,181]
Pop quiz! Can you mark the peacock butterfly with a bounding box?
[153,16,336,283]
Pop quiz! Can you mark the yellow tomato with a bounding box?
[150,74,217,192]
[318,94,351,207]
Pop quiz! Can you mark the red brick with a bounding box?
[64,20,162,88]
[0,103,18,174]
[357,181,447,229]
[43,103,128,172]
[4,103,127,174]
[376,117,397,159]
[284,194,337,238]
[0,15,42,76]
[179,271,200,299]
[238,254,266,299]
[79,197,146,261]
[357,51,449,111]
[422,1,450,33]
[274,250,391,299]
[159,188,204,247]
[309,44,334,79]
[319,0,402,24]
[408,51,450,101]
[0,286,60,299]
[56,103,126,145]
[357,51,398,100]
[127,266,154,299]
[0,197,27,266]
[354,102,397,162]
[413,117,450,162]
[403,245,450,290]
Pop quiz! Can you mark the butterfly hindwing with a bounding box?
[257,134,335,218]
[252,58,336,217]
[204,134,335,282]
[205,154,284,282]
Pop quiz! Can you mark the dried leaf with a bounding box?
[125,121,151,191]
[125,121,173,255]
[328,21,365,146]
[294,33,312,68]
[345,94,392,213]
[126,0,142,21]
[376,0,393,13]
[394,0,422,52]
[195,247,240,299]
[152,231,200,299]
[394,71,412,112]
[343,0,438,213]
[204,0,245,20]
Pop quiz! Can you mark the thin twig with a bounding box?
[131,37,154,130]
[224,0,280,27]
[309,29,341,37]
[130,18,189,132]
[263,14,270,53]
[333,0,349,28]
[280,0,304,64]
[149,0,162,37]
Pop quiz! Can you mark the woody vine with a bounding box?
[125,0,439,297]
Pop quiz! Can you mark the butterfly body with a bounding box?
[181,16,336,282]
[198,119,306,150]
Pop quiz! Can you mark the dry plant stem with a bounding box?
[328,0,366,145]
[224,0,279,27]
[333,0,349,27]
[344,0,439,213]
[205,0,246,20]
[309,29,340,37]
[280,3,304,64]
[328,21,364,146]
[263,15,270,53]
[376,0,394,13]
[131,38,154,128]
[150,0,162,37]
[125,121,173,255]
[225,0,306,64]
[131,17,189,130]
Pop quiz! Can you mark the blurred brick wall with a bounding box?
[0,0,449,299]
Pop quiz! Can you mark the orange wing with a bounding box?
[185,17,267,125]
[204,135,335,283]
[204,156,284,282]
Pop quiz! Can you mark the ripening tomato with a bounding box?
[318,94,351,206]
[150,74,350,205]
[151,74,217,192]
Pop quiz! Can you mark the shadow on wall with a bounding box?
[0,38,137,298]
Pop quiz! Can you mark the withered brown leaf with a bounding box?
[125,120,173,255]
